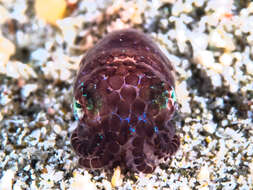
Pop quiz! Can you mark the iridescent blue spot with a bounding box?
[138,113,147,123]
[125,117,130,123]
[154,126,158,133]
[99,135,103,139]
[171,88,176,102]
[130,127,135,133]
[143,113,147,122]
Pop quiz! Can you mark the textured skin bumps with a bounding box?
[71,29,180,173]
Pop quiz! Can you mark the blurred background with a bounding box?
[0,0,252,189]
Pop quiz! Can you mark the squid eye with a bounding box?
[73,99,84,121]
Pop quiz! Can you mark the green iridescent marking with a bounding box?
[86,99,94,111]
[150,82,169,110]
[150,82,176,110]
[171,87,176,102]
[86,95,102,113]
[160,90,169,109]
[80,83,102,114]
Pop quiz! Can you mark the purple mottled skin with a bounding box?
[71,29,180,173]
